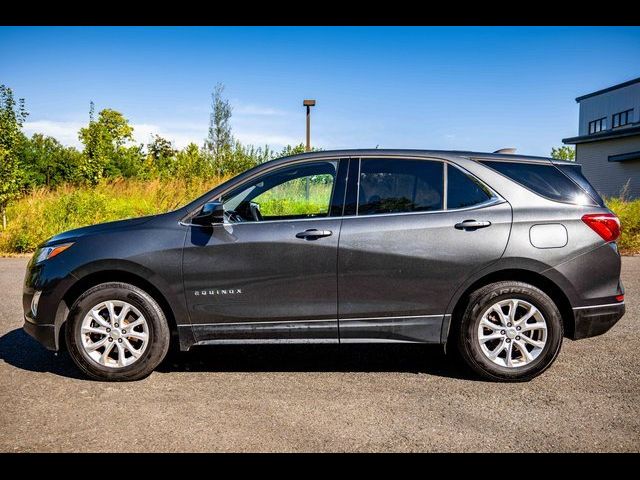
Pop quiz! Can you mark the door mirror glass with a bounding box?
[192,201,225,225]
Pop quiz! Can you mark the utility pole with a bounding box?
[303,99,316,152]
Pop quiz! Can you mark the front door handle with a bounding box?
[454,220,492,230]
[295,229,333,239]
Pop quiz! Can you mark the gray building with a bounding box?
[563,76,640,199]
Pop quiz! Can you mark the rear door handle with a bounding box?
[295,229,333,239]
[454,220,492,230]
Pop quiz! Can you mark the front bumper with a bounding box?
[23,316,57,350]
[572,302,625,340]
[22,254,76,352]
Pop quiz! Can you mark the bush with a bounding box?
[606,197,640,254]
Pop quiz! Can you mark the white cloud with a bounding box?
[22,108,307,152]
[22,119,206,150]
[132,123,206,149]
[21,98,305,152]
[23,120,84,148]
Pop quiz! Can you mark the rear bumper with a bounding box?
[23,316,57,350]
[571,302,625,340]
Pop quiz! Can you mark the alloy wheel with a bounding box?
[477,298,547,368]
[80,300,149,368]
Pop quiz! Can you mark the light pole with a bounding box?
[303,99,316,152]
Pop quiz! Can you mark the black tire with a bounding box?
[65,282,170,381]
[455,281,563,382]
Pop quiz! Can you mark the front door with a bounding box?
[337,157,512,343]
[182,158,347,344]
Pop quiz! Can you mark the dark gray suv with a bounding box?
[23,150,625,381]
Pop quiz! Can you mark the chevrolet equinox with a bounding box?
[23,150,625,381]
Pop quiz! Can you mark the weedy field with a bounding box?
[0,178,223,253]
[0,178,638,255]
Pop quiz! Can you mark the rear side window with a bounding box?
[480,160,599,206]
[555,164,605,206]
[358,159,443,215]
[447,165,493,209]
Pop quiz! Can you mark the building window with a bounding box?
[588,117,607,134]
[612,109,633,128]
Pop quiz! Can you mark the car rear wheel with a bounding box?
[456,281,563,382]
[65,282,170,381]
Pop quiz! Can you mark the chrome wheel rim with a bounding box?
[80,300,149,368]
[477,299,547,368]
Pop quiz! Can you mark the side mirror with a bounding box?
[192,201,225,226]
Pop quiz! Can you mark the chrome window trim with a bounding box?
[351,156,502,218]
[180,154,505,228]
[180,197,507,228]
[341,197,505,221]
[442,162,448,210]
[180,156,347,223]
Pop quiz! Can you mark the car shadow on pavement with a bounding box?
[0,327,477,380]
[158,343,478,380]
[0,328,86,380]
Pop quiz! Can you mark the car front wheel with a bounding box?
[456,281,563,382]
[65,282,170,381]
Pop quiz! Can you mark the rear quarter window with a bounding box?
[480,160,599,206]
[555,164,605,206]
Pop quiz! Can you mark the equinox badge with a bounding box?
[194,289,243,296]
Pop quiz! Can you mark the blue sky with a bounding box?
[1,26,639,156]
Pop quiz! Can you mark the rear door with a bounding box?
[337,157,512,343]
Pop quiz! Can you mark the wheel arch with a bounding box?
[445,267,576,342]
[54,264,188,352]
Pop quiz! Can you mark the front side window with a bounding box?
[357,159,443,215]
[447,165,493,209]
[221,161,337,222]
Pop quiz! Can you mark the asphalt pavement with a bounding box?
[1,256,638,452]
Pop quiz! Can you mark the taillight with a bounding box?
[615,294,624,302]
[581,213,621,243]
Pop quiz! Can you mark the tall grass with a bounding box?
[1,179,639,255]
[0,177,226,253]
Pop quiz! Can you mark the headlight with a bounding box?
[34,242,75,264]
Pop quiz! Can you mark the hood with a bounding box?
[44,215,157,245]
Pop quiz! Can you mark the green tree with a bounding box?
[20,134,84,188]
[147,134,176,176]
[78,106,135,183]
[0,85,28,229]
[205,83,233,176]
[550,146,575,161]
[112,144,146,179]
[173,143,213,179]
[277,143,308,158]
